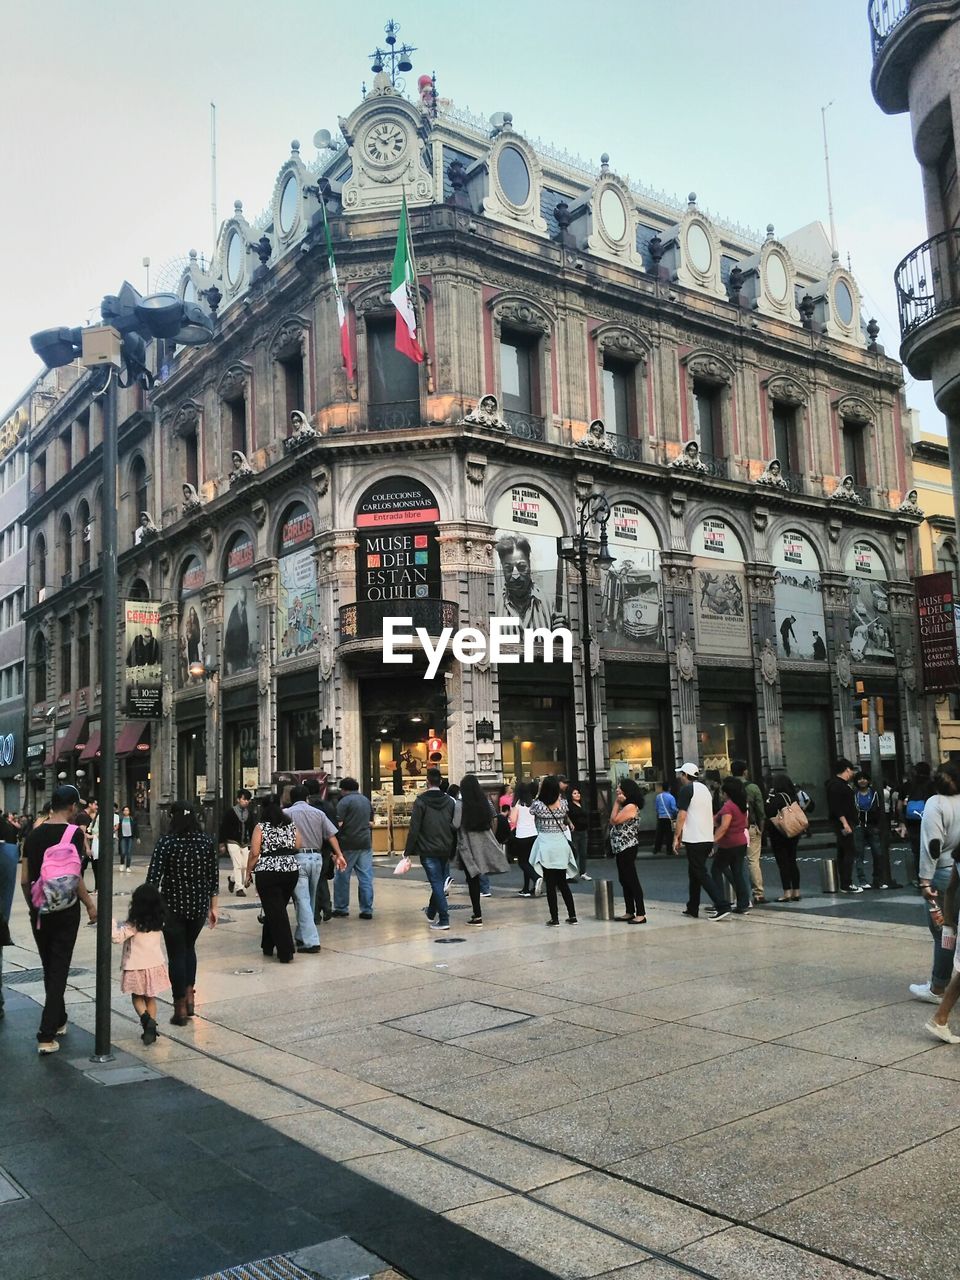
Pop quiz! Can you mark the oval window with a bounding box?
[497,145,531,206]
[226,231,244,286]
[599,187,627,242]
[834,279,854,327]
[686,222,712,274]
[766,252,788,302]
[279,173,299,235]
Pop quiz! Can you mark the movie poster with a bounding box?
[600,503,663,653]
[492,486,566,632]
[123,599,161,716]
[222,533,258,676]
[773,530,826,661]
[693,518,749,657]
[845,541,894,663]
[178,556,205,687]
[278,503,320,660]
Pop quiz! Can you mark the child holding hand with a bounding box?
[112,884,170,1044]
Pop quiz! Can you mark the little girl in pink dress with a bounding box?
[112,883,170,1044]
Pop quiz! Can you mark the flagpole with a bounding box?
[403,192,434,392]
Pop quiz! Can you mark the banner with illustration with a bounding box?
[123,600,161,716]
[492,486,567,632]
[844,541,894,662]
[222,533,258,676]
[178,556,205,686]
[773,530,826,660]
[693,518,749,657]
[600,503,663,652]
[278,503,320,660]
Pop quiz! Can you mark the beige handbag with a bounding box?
[770,794,809,839]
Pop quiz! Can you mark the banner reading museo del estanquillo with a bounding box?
[916,571,960,693]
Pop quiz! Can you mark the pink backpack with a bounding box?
[31,824,82,914]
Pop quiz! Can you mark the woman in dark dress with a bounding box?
[765,773,802,902]
[245,795,302,963]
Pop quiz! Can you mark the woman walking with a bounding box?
[912,765,960,1008]
[567,785,590,881]
[610,779,647,923]
[452,775,509,925]
[510,782,539,897]
[118,805,139,873]
[766,773,802,902]
[530,776,578,926]
[713,777,752,913]
[146,802,219,1024]
[245,795,302,963]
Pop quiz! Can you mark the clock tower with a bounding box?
[339,74,435,214]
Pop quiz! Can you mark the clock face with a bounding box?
[363,120,407,165]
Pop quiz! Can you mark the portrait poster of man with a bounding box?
[600,503,663,652]
[222,533,259,676]
[492,487,566,640]
[124,600,162,715]
[278,504,319,660]
[692,518,750,657]
[178,555,205,686]
[773,530,827,660]
[845,541,894,662]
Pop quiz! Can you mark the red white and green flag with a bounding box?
[322,202,353,381]
[391,195,424,364]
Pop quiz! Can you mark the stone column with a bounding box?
[887,578,923,766]
[820,571,856,761]
[661,552,700,764]
[253,558,278,790]
[158,600,179,806]
[746,562,783,771]
[199,583,224,806]
[318,528,358,780]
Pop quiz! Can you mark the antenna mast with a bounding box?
[821,102,838,254]
[210,102,218,251]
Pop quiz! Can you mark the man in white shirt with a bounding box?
[673,762,731,920]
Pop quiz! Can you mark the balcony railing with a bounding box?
[503,409,545,441]
[868,0,911,55]
[607,434,644,462]
[366,401,421,431]
[699,452,729,479]
[895,229,960,340]
[339,598,459,643]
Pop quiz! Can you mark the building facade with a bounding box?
[26,73,927,840]
[0,393,30,812]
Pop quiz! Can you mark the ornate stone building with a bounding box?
[25,71,927,838]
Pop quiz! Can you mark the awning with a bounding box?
[79,730,101,762]
[116,721,150,757]
[55,716,88,761]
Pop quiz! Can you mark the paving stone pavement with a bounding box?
[1,854,955,1279]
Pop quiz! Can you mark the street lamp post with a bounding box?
[560,493,614,858]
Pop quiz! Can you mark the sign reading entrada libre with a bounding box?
[383,617,573,680]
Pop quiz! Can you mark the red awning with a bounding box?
[116,721,150,757]
[79,730,101,762]
[55,716,88,760]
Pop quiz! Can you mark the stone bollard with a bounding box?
[594,880,615,919]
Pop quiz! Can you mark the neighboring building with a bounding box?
[26,57,929,839]
[0,391,30,812]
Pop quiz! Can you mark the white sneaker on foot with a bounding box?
[925,1019,960,1044]
[910,982,942,1004]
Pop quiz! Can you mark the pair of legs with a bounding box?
[119,836,134,869]
[684,841,730,916]
[421,856,450,925]
[770,832,801,899]
[512,836,537,893]
[81,855,99,891]
[921,865,955,997]
[853,826,884,886]
[333,847,374,916]
[256,869,299,961]
[746,827,765,900]
[543,868,577,923]
[615,845,646,919]
[225,841,248,894]
[130,993,159,1043]
[835,830,856,891]
[652,818,673,855]
[293,851,325,948]
[0,840,18,1018]
[571,830,589,876]
[30,902,81,1043]
[713,847,752,911]
[163,912,205,999]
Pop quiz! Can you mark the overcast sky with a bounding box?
[1,0,939,432]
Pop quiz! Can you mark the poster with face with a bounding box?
[278,504,319,660]
[222,533,258,676]
[600,503,662,652]
[124,599,162,715]
[693,518,750,657]
[845,541,894,662]
[774,531,826,661]
[492,486,566,631]
[178,556,205,687]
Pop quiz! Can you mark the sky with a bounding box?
[0,0,941,432]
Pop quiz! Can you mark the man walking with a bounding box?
[284,786,345,952]
[826,758,861,893]
[404,767,456,930]
[219,789,253,896]
[335,778,375,919]
[673,762,732,920]
[732,759,766,903]
[304,778,336,921]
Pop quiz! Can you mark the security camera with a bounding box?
[44,706,56,720]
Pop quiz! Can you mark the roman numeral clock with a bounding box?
[362,120,408,166]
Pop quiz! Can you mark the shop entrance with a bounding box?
[359,675,448,795]
[499,686,573,782]
[606,695,672,837]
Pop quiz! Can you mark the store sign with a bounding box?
[601,503,663,653]
[355,478,440,528]
[857,731,897,758]
[844,541,893,663]
[279,503,320,660]
[222,534,258,676]
[226,534,255,578]
[355,478,440,604]
[916,571,960,693]
[701,518,728,557]
[26,741,45,765]
[0,734,15,767]
[693,518,748,657]
[124,599,162,717]
[774,530,826,661]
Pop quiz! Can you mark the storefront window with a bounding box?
[227,720,259,794]
[178,727,206,802]
[279,707,320,772]
[606,699,667,833]
[699,702,753,781]
[500,693,568,781]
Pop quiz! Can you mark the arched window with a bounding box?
[128,577,150,602]
[33,632,47,705]
[59,514,73,583]
[77,500,91,572]
[937,539,960,597]
[34,534,46,592]
[130,456,148,537]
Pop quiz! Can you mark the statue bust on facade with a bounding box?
[283,409,318,453]
[134,511,159,545]
[182,483,203,515]
[578,418,614,454]
[461,394,506,430]
[897,488,924,517]
[829,474,864,506]
[670,439,706,473]
[756,457,788,489]
[230,450,256,484]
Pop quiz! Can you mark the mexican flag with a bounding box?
[391,195,424,363]
[322,202,354,381]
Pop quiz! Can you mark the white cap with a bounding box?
[677,762,700,778]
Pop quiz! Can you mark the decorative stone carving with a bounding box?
[902,645,917,691]
[172,403,200,439]
[594,324,648,365]
[760,638,779,686]
[764,375,807,406]
[670,440,706,473]
[574,473,594,504]
[318,623,334,679]
[257,645,271,696]
[828,517,842,544]
[200,526,215,554]
[756,458,788,490]
[829,475,864,507]
[270,320,306,359]
[466,457,486,486]
[230,450,256,485]
[834,394,873,426]
[897,488,924,517]
[676,633,695,681]
[161,675,173,715]
[283,409,318,453]
[182,483,203,515]
[684,353,732,386]
[752,506,769,534]
[460,395,506,430]
[490,295,553,335]
[669,491,686,520]
[836,644,852,689]
[251,499,267,529]
[578,418,614,454]
[218,366,248,402]
[313,467,330,499]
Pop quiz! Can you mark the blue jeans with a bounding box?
[713,846,751,911]
[421,856,450,925]
[854,826,882,884]
[119,836,134,868]
[293,851,324,948]
[334,848,374,915]
[928,865,954,988]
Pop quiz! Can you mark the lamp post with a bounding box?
[560,493,614,858]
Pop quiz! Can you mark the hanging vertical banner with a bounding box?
[916,571,960,693]
[124,600,162,716]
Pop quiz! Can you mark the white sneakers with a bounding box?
[924,1019,960,1044]
[909,982,942,1005]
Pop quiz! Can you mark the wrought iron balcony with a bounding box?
[869,1,955,111]
[895,230,960,340]
[698,451,729,479]
[503,409,545,441]
[868,0,911,56]
[339,598,459,643]
[366,400,421,431]
[607,434,644,462]
[779,469,804,495]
